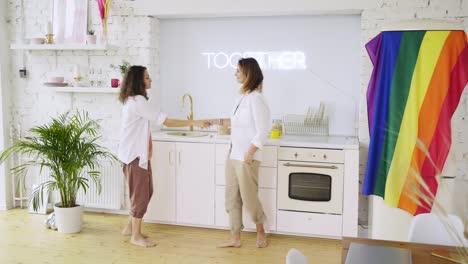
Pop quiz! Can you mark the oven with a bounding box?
[278,147,344,215]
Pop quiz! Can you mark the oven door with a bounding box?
[278,160,344,214]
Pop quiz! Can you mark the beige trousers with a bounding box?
[225,158,266,233]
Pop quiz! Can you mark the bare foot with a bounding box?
[217,239,241,248]
[256,233,268,248]
[130,235,157,247]
[121,224,132,236]
[121,225,148,238]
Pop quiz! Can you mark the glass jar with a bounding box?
[271,119,283,139]
[274,119,283,136]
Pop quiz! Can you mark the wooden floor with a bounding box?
[0,209,342,264]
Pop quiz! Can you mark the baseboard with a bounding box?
[0,205,12,211]
[84,207,129,215]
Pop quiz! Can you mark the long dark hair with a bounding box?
[119,65,148,103]
[238,58,263,93]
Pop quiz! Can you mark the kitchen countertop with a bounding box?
[152,130,359,150]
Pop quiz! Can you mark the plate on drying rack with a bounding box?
[44,82,69,87]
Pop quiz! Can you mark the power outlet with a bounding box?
[19,68,27,78]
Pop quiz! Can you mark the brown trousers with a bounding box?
[123,158,153,219]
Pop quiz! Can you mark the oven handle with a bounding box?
[283,162,338,169]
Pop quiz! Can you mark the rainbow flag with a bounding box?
[363,30,468,215]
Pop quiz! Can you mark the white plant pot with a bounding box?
[86,35,97,44]
[54,203,83,233]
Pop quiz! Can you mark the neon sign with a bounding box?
[202,51,307,70]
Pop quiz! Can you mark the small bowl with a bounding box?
[30,38,45,44]
[47,76,64,83]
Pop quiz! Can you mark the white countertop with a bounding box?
[152,130,359,150]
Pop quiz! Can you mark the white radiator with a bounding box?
[76,161,123,210]
[31,161,123,210]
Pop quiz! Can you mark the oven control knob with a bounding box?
[323,154,327,159]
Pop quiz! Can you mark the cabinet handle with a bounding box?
[441,176,456,179]
[169,151,172,165]
[283,162,338,169]
[178,151,181,165]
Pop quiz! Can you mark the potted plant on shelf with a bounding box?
[0,111,116,233]
[86,29,96,44]
[110,60,131,77]
[110,60,131,87]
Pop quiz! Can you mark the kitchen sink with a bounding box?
[166,131,208,137]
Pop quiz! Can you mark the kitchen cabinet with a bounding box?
[145,141,176,222]
[277,210,342,237]
[214,143,277,231]
[176,142,215,225]
[215,144,277,168]
[146,141,215,226]
[215,144,278,188]
[215,165,277,188]
[146,133,359,238]
[215,186,277,231]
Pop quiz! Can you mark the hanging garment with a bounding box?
[363,30,468,215]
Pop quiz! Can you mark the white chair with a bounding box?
[286,248,309,264]
[408,213,467,247]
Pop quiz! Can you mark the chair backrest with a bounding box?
[286,248,309,264]
[408,213,466,247]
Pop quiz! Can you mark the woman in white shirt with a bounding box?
[118,65,207,247]
[213,58,271,248]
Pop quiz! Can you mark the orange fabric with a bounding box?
[398,32,466,213]
[148,134,153,160]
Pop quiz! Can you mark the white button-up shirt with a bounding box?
[118,95,167,169]
[230,91,271,162]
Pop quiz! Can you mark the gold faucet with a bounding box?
[182,93,194,131]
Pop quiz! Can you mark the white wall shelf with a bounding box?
[10,43,112,50]
[50,87,119,93]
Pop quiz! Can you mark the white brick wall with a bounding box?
[4,0,467,221]
[0,0,13,210]
[6,0,160,154]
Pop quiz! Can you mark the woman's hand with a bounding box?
[244,144,258,164]
[192,120,213,128]
[244,152,254,164]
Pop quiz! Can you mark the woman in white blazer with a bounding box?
[213,58,271,248]
[118,65,208,247]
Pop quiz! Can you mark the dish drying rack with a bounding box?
[283,114,329,136]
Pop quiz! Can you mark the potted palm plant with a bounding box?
[0,111,116,233]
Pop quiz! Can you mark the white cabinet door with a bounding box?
[277,210,342,237]
[216,165,277,188]
[215,186,276,232]
[145,141,176,223]
[176,142,215,226]
[243,188,276,231]
[215,186,228,228]
[215,144,278,168]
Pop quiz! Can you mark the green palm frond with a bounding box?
[0,110,117,210]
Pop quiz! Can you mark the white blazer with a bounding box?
[118,95,167,169]
[230,90,271,162]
